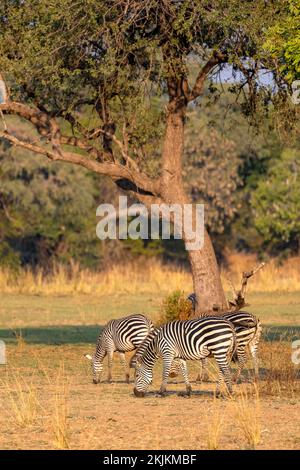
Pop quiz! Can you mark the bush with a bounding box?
[158,290,193,325]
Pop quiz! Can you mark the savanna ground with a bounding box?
[0,258,299,450]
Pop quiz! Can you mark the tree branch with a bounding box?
[0,101,106,160]
[0,129,160,197]
[188,51,227,101]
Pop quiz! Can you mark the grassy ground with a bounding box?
[0,291,299,450]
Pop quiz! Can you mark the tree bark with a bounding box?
[187,230,228,314]
[159,86,227,315]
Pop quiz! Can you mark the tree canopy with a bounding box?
[0,0,299,312]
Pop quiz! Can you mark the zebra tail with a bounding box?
[230,327,238,362]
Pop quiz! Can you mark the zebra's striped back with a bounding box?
[105,314,154,352]
[186,294,262,380]
[134,317,236,396]
[223,311,259,342]
[187,293,260,349]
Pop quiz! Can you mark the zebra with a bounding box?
[86,314,154,384]
[133,316,237,398]
[173,293,262,383]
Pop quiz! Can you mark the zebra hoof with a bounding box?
[93,379,100,384]
[126,374,130,384]
[133,388,145,398]
[158,390,167,398]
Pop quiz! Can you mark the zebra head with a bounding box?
[84,353,103,384]
[133,363,153,397]
[187,293,196,311]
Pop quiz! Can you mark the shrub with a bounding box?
[158,290,193,325]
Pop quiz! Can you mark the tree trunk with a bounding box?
[187,230,228,314]
[160,91,227,314]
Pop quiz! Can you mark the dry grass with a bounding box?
[13,329,26,352]
[0,253,299,296]
[51,363,70,450]
[0,341,298,450]
[3,369,38,428]
[259,340,299,398]
[233,384,261,450]
[0,267,299,450]
[205,397,224,450]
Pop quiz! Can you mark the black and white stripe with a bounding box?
[133,317,237,397]
[87,314,154,384]
[184,293,262,382]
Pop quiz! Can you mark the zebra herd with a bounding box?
[86,295,262,398]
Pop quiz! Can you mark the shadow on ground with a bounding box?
[0,324,103,345]
[0,324,299,345]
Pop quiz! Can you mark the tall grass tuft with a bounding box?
[205,397,224,450]
[233,384,261,450]
[13,329,26,351]
[4,371,38,427]
[52,363,70,450]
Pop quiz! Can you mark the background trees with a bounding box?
[0,0,299,311]
[251,148,300,256]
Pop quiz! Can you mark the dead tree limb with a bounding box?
[227,262,265,311]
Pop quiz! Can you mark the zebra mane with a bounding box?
[129,327,161,367]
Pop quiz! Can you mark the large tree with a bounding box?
[0,0,297,313]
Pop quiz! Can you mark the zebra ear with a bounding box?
[130,355,142,368]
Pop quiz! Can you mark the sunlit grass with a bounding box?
[0,254,299,296]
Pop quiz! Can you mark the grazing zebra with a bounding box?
[181,293,262,382]
[133,317,237,398]
[86,314,154,384]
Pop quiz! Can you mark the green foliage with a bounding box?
[0,0,295,152]
[158,290,193,325]
[251,148,300,254]
[184,124,241,234]
[264,0,300,83]
[0,122,100,269]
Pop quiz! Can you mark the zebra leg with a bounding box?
[169,359,181,379]
[233,347,247,383]
[196,358,209,382]
[214,354,233,397]
[119,352,130,384]
[249,343,259,379]
[158,354,174,397]
[177,360,192,397]
[107,350,114,383]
